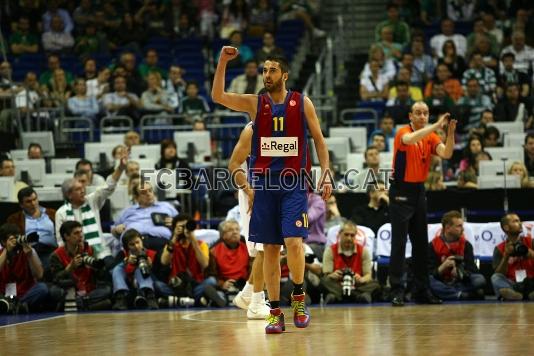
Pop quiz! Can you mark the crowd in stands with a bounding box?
[358,1,534,190]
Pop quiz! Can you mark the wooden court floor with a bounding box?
[2,303,534,355]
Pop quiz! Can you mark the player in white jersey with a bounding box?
[229,123,270,319]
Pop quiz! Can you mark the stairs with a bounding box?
[293,52,320,92]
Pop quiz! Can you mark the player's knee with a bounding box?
[284,238,303,252]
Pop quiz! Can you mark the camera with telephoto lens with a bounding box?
[137,250,151,278]
[510,242,529,257]
[158,296,195,308]
[16,232,39,246]
[81,253,104,269]
[0,296,16,314]
[305,253,316,264]
[341,268,355,297]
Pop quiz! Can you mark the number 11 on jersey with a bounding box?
[273,116,284,131]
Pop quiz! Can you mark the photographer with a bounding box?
[158,214,223,306]
[0,224,51,313]
[491,213,534,301]
[206,220,250,306]
[320,221,381,304]
[50,221,112,311]
[111,229,158,310]
[428,211,486,300]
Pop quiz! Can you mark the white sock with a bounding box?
[251,291,264,304]
[242,282,253,298]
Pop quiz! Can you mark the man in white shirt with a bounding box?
[500,30,534,76]
[228,60,264,95]
[430,18,467,58]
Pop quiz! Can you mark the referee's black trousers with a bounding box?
[388,182,430,293]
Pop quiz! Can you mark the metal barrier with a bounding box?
[58,116,94,143]
[139,114,189,142]
[339,108,379,130]
[310,95,337,128]
[100,115,134,134]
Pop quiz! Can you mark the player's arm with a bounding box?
[228,125,253,192]
[435,119,456,159]
[304,96,332,200]
[401,113,450,145]
[211,46,258,119]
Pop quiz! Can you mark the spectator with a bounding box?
[466,18,499,58]
[228,60,263,95]
[101,2,122,36]
[249,0,275,35]
[111,182,178,251]
[374,3,410,47]
[111,229,159,310]
[206,220,250,306]
[321,221,381,304]
[72,0,94,32]
[135,0,168,37]
[278,0,325,38]
[425,82,455,115]
[141,72,174,115]
[74,22,112,58]
[525,133,534,177]
[482,11,503,44]
[50,221,112,311]
[457,78,493,131]
[67,78,100,121]
[75,159,106,187]
[359,59,389,102]
[508,161,534,188]
[27,143,43,159]
[425,170,446,191]
[387,68,423,102]
[424,63,463,102]
[458,135,485,172]
[180,81,210,122]
[500,31,534,75]
[462,52,497,98]
[155,139,191,172]
[47,69,72,108]
[9,16,39,56]
[216,31,254,68]
[376,25,403,61]
[437,40,467,79]
[351,181,390,235]
[124,131,141,150]
[42,0,74,34]
[0,72,43,133]
[165,65,186,111]
[220,0,250,39]
[411,39,435,85]
[6,188,56,268]
[39,54,74,87]
[138,49,167,80]
[399,52,424,89]
[360,44,397,83]
[325,195,345,232]
[116,13,147,53]
[420,0,441,25]
[101,76,141,120]
[494,83,533,127]
[386,81,415,120]
[430,18,467,58]
[471,35,499,73]
[457,168,479,189]
[0,158,28,202]
[165,0,198,38]
[0,224,51,313]
[119,52,146,96]
[42,15,75,53]
[351,146,382,192]
[82,58,97,81]
[483,126,501,148]
[370,132,387,152]
[86,67,111,99]
[158,214,219,306]
[428,210,486,300]
[491,213,534,301]
[369,115,396,150]
[498,53,530,98]
[55,153,127,259]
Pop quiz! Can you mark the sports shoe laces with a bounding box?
[292,299,306,316]
[266,313,280,325]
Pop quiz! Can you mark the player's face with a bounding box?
[409,103,429,129]
[263,61,286,93]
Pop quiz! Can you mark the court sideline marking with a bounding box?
[0,314,66,329]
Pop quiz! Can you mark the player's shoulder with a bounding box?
[396,125,411,136]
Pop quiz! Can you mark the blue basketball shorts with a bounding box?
[248,174,309,245]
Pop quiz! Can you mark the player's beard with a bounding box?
[264,77,283,93]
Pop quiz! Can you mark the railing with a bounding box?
[100,115,134,134]
[58,116,94,143]
[339,108,379,129]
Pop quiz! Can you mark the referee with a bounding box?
[388,102,457,306]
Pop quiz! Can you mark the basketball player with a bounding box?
[212,46,332,334]
[229,122,270,319]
